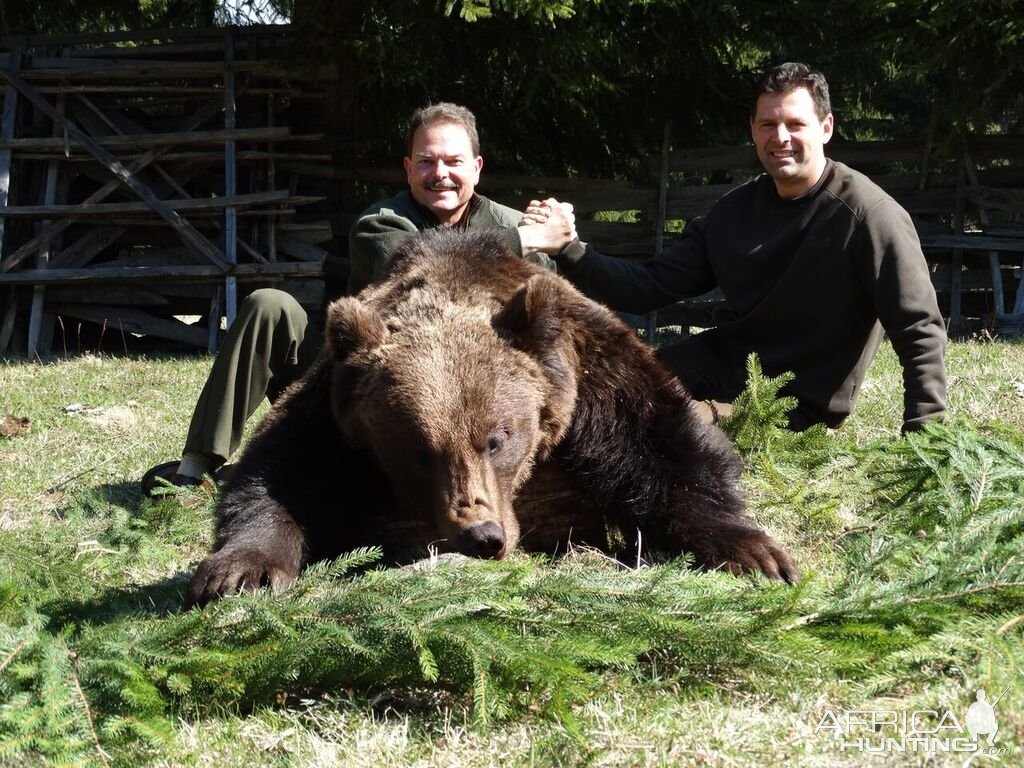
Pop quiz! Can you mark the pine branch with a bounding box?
[69,658,110,768]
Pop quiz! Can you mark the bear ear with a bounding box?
[325,297,387,360]
[494,274,579,454]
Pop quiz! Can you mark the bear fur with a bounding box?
[186,229,799,607]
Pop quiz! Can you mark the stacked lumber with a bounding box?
[0,27,336,356]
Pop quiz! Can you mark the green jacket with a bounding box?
[348,191,553,294]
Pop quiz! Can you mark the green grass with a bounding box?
[2,339,1024,767]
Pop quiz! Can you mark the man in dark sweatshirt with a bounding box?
[530,62,947,433]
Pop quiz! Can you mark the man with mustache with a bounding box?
[530,62,947,434]
[142,102,573,498]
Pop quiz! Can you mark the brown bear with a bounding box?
[185,229,799,607]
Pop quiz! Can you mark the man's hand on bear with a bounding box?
[185,546,301,608]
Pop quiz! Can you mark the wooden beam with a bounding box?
[0,45,20,264]
[0,288,16,353]
[0,189,302,217]
[0,126,294,151]
[963,149,1009,320]
[1,25,290,48]
[36,85,303,96]
[49,303,209,347]
[0,261,324,285]
[50,226,127,269]
[0,68,230,270]
[224,28,238,327]
[9,150,332,163]
[28,50,67,358]
[266,93,278,262]
[919,234,1024,253]
[276,236,330,263]
[20,54,325,74]
[948,162,966,335]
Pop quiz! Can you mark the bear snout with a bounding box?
[456,521,507,560]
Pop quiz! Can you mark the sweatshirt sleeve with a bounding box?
[554,217,718,315]
[347,212,421,294]
[856,200,948,432]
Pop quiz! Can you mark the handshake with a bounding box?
[517,197,577,256]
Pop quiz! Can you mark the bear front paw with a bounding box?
[703,529,801,584]
[185,547,301,608]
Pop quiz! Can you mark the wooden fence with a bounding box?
[0,27,336,356]
[339,132,1024,336]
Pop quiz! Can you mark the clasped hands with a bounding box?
[517,197,577,255]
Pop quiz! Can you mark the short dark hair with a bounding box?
[753,62,831,120]
[406,102,481,157]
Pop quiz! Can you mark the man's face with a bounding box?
[404,122,483,226]
[750,87,833,199]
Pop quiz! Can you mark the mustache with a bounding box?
[426,180,459,191]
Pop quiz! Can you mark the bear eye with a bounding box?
[416,448,434,469]
[486,432,507,456]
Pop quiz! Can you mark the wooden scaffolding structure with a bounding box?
[0,26,335,356]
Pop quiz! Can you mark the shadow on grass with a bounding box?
[36,481,212,630]
[45,573,192,631]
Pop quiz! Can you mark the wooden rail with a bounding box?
[0,27,335,355]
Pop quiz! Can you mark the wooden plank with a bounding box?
[267,93,277,262]
[0,95,226,272]
[1,23,292,48]
[0,261,324,285]
[645,119,672,339]
[931,269,1016,291]
[21,63,334,82]
[76,248,204,271]
[207,285,222,352]
[963,149,1009,319]
[0,126,293,151]
[49,303,209,347]
[919,234,1024,253]
[0,189,300,217]
[948,164,966,334]
[278,221,332,243]
[27,55,66,358]
[50,227,127,269]
[575,221,656,257]
[36,85,303,96]
[276,236,330,262]
[23,56,320,74]
[10,150,332,162]
[0,45,20,263]
[660,135,1024,173]
[0,288,16,353]
[46,286,169,305]
[0,68,230,270]
[665,183,736,220]
[964,186,1024,216]
[224,29,238,327]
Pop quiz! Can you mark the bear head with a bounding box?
[323,236,579,561]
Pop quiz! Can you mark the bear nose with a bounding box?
[456,521,506,560]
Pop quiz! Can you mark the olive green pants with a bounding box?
[183,289,321,466]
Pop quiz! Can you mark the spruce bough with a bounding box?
[2,355,1023,764]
